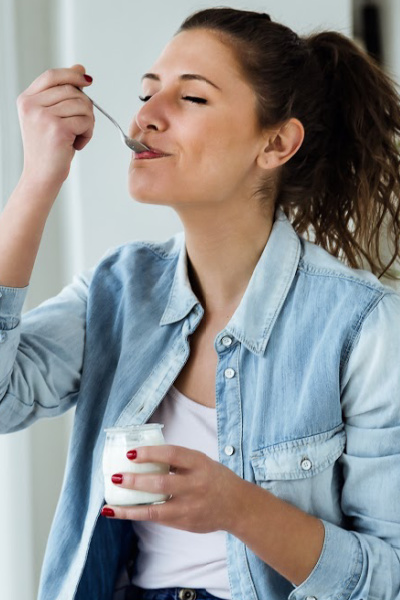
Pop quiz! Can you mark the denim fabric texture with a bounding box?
[0,211,400,599]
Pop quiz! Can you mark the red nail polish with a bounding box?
[112,474,123,484]
[84,74,93,83]
[127,450,137,460]
[101,507,115,517]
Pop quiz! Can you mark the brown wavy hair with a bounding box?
[178,8,400,279]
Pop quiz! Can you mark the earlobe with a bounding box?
[257,118,304,171]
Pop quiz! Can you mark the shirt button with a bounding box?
[224,368,235,379]
[221,335,233,347]
[0,331,7,343]
[301,458,312,471]
[224,445,235,456]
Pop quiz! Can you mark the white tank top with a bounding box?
[130,386,231,599]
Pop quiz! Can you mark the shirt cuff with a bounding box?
[0,285,29,329]
[288,520,362,600]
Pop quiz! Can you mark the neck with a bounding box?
[176,200,275,314]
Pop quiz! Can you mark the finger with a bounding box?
[111,472,185,496]
[74,131,93,151]
[69,63,86,74]
[40,113,93,152]
[127,445,204,469]
[26,67,93,96]
[35,84,91,108]
[46,98,93,120]
[71,117,95,150]
[34,97,90,121]
[57,114,93,137]
[102,497,179,523]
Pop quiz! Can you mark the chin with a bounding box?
[128,173,184,206]
[128,170,195,206]
[128,181,169,205]
[128,165,162,202]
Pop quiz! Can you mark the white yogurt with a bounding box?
[103,424,169,505]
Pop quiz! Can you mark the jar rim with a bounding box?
[104,424,164,434]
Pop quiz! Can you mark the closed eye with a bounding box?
[138,95,207,104]
[183,96,207,104]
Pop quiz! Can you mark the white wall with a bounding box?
[2,2,354,599]
[0,2,35,599]
[380,0,400,82]
[0,1,74,598]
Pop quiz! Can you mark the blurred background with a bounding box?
[0,1,399,598]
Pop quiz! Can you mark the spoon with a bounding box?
[82,91,150,153]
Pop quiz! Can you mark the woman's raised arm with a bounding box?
[0,65,94,288]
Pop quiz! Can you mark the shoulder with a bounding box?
[99,232,184,266]
[298,235,398,301]
[91,233,184,283]
[291,237,400,342]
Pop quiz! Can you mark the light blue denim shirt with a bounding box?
[1,212,400,600]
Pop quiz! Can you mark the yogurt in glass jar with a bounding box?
[103,424,169,505]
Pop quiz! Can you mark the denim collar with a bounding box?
[160,211,301,355]
[159,233,200,326]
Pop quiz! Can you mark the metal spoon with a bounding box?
[82,91,150,153]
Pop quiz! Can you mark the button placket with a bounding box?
[217,343,242,476]
[0,289,5,343]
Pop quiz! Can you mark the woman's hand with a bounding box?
[17,65,94,193]
[101,445,244,533]
[101,444,326,586]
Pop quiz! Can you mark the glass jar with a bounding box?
[103,424,169,506]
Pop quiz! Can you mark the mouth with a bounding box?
[134,145,171,160]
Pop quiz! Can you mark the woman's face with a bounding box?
[128,29,268,210]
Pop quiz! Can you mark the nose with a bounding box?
[132,97,168,136]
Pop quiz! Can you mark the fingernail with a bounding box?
[127,450,137,460]
[101,507,115,517]
[83,74,93,83]
[112,473,123,484]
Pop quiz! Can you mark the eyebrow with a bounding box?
[141,72,221,91]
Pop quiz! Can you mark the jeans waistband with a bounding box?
[122,585,226,600]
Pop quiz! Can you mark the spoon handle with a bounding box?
[83,92,125,137]
[81,90,149,152]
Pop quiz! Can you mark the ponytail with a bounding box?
[282,31,400,278]
[179,9,400,278]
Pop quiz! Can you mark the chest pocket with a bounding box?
[250,425,346,521]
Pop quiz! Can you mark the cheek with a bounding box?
[193,134,252,182]
[127,116,259,203]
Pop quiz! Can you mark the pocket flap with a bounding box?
[251,426,346,481]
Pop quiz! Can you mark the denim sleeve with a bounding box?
[0,271,91,433]
[290,290,400,600]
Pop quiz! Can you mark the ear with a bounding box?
[257,118,304,171]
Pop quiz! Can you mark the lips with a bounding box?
[135,144,171,159]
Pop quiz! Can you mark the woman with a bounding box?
[1,7,400,600]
